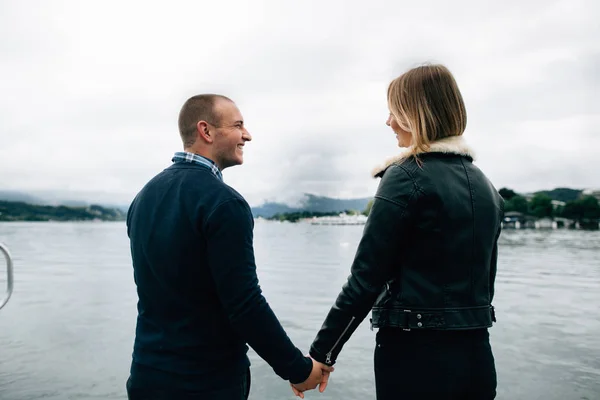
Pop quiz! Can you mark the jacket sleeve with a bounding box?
[489,228,501,305]
[309,165,418,366]
[204,198,312,384]
[490,199,504,306]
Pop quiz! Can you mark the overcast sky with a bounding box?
[0,0,597,206]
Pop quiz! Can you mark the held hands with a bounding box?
[290,357,334,398]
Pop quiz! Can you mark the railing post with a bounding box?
[0,243,14,310]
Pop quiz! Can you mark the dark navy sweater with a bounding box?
[126,161,311,391]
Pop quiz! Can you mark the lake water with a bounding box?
[0,221,599,400]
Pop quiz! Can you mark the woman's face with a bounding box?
[386,112,412,148]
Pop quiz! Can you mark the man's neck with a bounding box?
[183,148,221,169]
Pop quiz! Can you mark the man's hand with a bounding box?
[290,357,334,398]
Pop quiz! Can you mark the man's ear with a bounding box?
[197,121,212,143]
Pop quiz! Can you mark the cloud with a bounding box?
[0,0,598,206]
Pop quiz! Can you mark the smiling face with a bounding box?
[386,112,413,148]
[209,99,252,170]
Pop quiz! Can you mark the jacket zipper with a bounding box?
[325,316,356,364]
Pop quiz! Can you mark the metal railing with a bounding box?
[0,242,14,310]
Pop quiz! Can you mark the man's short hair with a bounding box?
[178,94,232,147]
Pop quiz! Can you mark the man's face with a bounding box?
[210,99,252,170]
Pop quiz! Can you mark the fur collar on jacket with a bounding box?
[371,135,476,178]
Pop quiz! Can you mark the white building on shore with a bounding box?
[307,213,367,225]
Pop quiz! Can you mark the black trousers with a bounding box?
[126,368,251,400]
[374,328,496,400]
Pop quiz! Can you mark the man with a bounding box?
[125,94,332,399]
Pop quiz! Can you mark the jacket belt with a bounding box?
[371,305,495,331]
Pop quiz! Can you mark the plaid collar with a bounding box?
[171,152,223,181]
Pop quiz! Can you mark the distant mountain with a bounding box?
[0,190,129,212]
[250,202,299,218]
[60,200,90,207]
[0,190,45,204]
[252,193,372,218]
[300,194,372,213]
[0,201,126,222]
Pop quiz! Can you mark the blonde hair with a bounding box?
[387,64,467,157]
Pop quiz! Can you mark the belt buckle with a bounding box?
[402,309,411,331]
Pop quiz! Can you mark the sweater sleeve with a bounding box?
[204,198,312,384]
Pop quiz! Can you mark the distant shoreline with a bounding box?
[0,220,125,223]
[0,200,126,222]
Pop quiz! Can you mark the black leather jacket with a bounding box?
[310,137,504,366]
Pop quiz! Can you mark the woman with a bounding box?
[307,64,504,399]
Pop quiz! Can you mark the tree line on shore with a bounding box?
[268,210,363,222]
[271,188,600,225]
[0,201,126,222]
[498,188,600,222]
[2,187,597,224]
